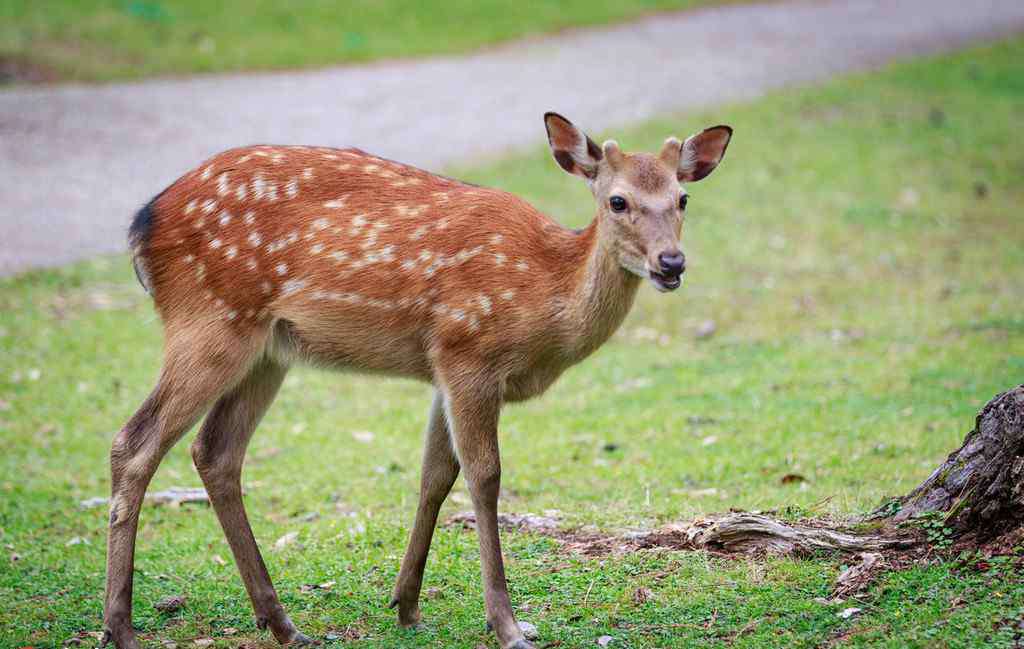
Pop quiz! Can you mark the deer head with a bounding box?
[544,112,732,292]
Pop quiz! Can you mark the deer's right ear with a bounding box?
[544,112,603,180]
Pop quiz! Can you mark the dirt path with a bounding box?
[2,0,1022,276]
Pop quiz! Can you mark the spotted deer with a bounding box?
[103,113,731,649]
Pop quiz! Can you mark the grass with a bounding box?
[0,0,729,83]
[2,37,1024,648]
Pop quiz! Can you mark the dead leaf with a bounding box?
[780,473,806,485]
[193,639,214,648]
[221,628,237,636]
[831,552,884,600]
[632,587,653,605]
[211,554,227,566]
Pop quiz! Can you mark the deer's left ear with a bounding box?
[544,112,603,180]
[677,125,733,183]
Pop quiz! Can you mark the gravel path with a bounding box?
[2,0,1022,276]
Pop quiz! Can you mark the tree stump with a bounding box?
[879,384,1024,538]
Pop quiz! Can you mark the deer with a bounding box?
[103,112,731,649]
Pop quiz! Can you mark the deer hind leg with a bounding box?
[189,357,311,645]
[103,322,265,649]
[390,390,461,627]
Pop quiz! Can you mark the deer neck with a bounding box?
[558,219,642,359]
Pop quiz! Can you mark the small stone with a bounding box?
[274,531,299,550]
[222,628,237,636]
[597,635,614,646]
[518,621,538,640]
[193,639,214,648]
[695,319,717,339]
[154,594,186,613]
[837,607,862,619]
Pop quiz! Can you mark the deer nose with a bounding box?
[658,251,686,277]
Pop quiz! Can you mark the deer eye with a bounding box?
[609,196,627,212]
[679,194,688,210]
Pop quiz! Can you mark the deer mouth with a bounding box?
[649,270,681,292]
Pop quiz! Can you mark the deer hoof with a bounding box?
[507,641,536,649]
[287,631,315,646]
[101,626,140,649]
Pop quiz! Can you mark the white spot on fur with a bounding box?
[209,238,222,249]
[324,198,346,209]
[225,245,238,260]
[225,310,237,321]
[281,278,307,296]
[276,263,288,276]
[248,231,262,247]
[217,173,230,196]
[285,178,299,199]
[184,199,198,215]
[303,167,314,180]
[184,254,195,263]
[515,260,530,272]
[243,211,256,226]
[500,289,515,301]
[494,252,507,266]
[310,243,324,254]
[401,260,416,271]
[476,295,492,314]
[410,225,428,240]
[235,183,248,201]
[490,234,504,245]
[200,166,213,181]
[218,210,232,226]
[266,183,279,201]
[312,218,329,230]
[329,251,348,263]
[201,199,218,214]
[252,175,266,199]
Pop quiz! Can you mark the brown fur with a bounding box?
[103,116,731,649]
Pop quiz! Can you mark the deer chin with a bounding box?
[649,271,682,292]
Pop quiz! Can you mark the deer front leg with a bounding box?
[441,373,533,649]
[391,390,461,627]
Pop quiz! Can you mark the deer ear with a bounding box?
[678,125,732,182]
[544,112,603,180]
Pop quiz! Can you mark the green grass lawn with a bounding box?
[3,37,1024,648]
[0,0,729,83]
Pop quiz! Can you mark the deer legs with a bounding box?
[442,377,533,649]
[103,329,262,649]
[391,391,461,626]
[190,358,310,645]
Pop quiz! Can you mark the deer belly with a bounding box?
[269,307,431,379]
